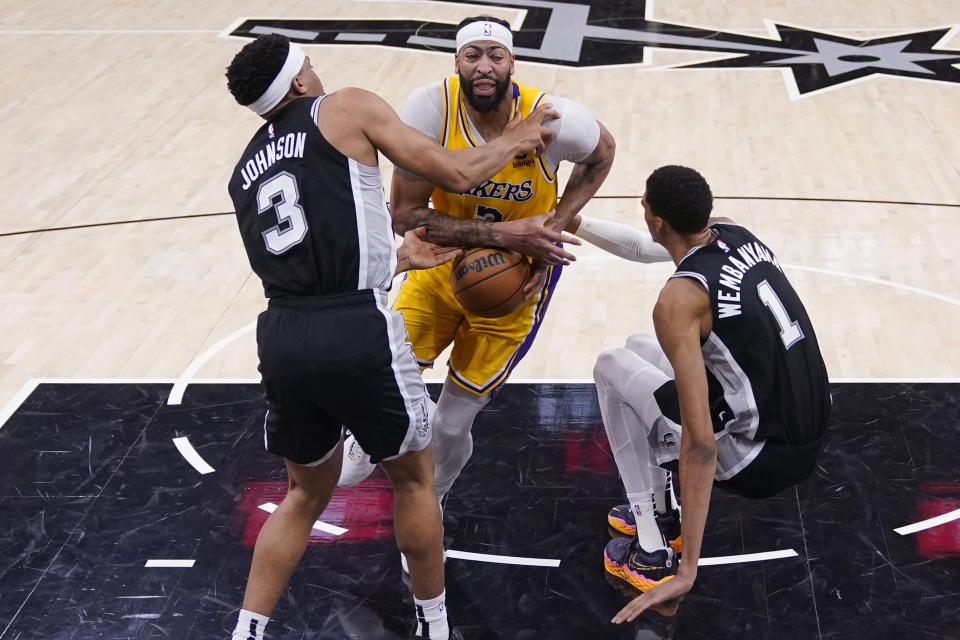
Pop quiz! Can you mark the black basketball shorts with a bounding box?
[653,380,826,499]
[256,290,431,466]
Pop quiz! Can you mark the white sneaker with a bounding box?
[337,433,376,488]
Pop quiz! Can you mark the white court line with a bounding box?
[0,378,40,431]
[167,321,256,405]
[445,549,561,567]
[172,437,215,475]
[121,613,162,619]
[783,264,960,308]
[258,502,348,536]
[438,548,797,568]
[895,508,960,536]
[698,549,798,566]
[144,559,195,568]
[579,255,960,309]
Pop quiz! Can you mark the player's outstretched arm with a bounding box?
[564,214,670,263]
[613,279,717,624]
[394,227,462,275]
[390,169,579,264]
[342,88,556,193]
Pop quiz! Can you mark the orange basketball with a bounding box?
[450,247,531,318]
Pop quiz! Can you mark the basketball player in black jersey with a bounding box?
[224,34,558,640]
[574,165,831,622]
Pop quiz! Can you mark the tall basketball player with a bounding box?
[339,16,616,511]
[225,34,556,640]
[582,166,831,622]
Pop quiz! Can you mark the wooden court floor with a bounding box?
[0,0,959,415]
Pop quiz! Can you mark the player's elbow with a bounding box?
[593,122,616,168]
[438,166,473,194]
[390,205,416,235]
[684,439,718,467]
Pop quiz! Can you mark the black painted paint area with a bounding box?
[0,382,958,639]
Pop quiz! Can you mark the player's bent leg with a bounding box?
[380,445,451,639]
[624,332,674,377]
[431,376,491,497]
[237,439,343,632]
[594,348,677,555]
[605,341,683,543]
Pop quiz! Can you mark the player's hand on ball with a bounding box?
[611,573,693,623]
[500,211,580,265]
[397,227,462,272]
[522,259,550,299]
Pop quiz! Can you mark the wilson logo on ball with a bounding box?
[452,252,508,281]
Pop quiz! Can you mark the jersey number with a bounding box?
[475,205,504,223]
[757,280,804,349]
[257,171,308,255]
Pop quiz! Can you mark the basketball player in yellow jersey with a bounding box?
[339,16,616,501]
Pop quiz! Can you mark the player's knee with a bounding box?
[383,448,434,492]
[433,391,486,437]
[593,348,630,387]
[625,333,660,361]
[285,484,332,518]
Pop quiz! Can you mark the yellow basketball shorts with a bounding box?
[393,260,562,396]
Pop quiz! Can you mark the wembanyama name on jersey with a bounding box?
[714,238,784,318]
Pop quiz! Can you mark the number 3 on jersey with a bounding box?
[257,171,308,255]
[475,205,504,223]
[757,279,804,349]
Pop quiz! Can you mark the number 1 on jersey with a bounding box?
[257,171,308,255]
[757,279,804,349]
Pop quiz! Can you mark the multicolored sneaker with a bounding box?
[607,505,683,555]
[603,537,678,593]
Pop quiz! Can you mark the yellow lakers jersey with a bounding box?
[431,76,559,222]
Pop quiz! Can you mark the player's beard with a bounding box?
[460,70,512,113]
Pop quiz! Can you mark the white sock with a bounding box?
[232,609,269,640]
[414,590,450,639]
[627,490,666,552]
[651,469,669,514]
[665,471,679,513]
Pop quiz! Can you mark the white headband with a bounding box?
[246,42,307,116]
[455,21,513,54]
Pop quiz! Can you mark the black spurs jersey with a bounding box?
[672,223,830,446]
[228,96,396,298]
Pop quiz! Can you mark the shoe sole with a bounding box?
[603,549,676,593]
[607,513,636,537]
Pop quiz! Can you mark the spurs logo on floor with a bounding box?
[224,0,960,98]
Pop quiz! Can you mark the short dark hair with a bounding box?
[644,165,713,234]
[226,34,291,106]
[456,15,512,32]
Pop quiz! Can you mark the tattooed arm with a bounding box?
[552,121,616,230]
[390,167,579,264]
